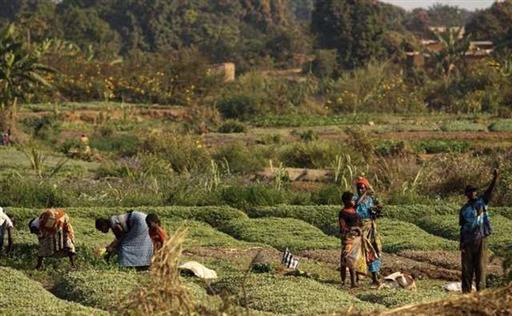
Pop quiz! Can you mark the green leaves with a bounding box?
[0,267,107,315]
[0,23,53,128]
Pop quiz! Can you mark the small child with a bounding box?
[146,214,168,252]
[339,191,361,288]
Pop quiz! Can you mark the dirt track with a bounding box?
[300,249,503,282]
[183,247,503,283]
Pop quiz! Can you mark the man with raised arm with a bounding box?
[459,169,498,293]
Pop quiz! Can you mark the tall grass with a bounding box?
[122,227,195,314]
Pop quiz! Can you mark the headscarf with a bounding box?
[355,176,370,189]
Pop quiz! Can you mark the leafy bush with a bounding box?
[21,115,61,143]
[327,62,424,113]
[220,217,339,252]
[441,120,487,132]
[308,49,338,78]
[90,133,140,156]
[489,119,512,132]
[216,95,260,120]
[420,154,490,197]
[311,185,343,205]
[279,141,341,168]
[374,141,409,157]
[0,177,71,208]
[413,140,471,154]
[0,267,106,315]
[59,138,81,155]
[95,154,174,180]
[217,120,247,133]
[213,143,265,174]
[292,129,319,142]
[220,185,289,210]
[140,133,210,173]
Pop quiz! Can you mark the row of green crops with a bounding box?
[416,214,512,253]
[250,114,512,132]
[219,217,340,252]
[5,204,510,264]
[0,267,107,315]
[212,274,382,314]
[7,206,247,227]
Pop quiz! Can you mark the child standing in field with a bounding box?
[146,214,168,252]
[339,191,364,288]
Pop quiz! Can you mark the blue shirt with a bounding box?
[353,194,375,220]
[459,197,490,245]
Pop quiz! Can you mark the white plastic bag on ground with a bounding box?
[443,282,476,292]
[379,272,416,290]
[179,261,218,280]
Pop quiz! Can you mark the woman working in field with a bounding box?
[339,190,381,288]
[28,208,76,269]
[353,176,383,285]
[95,210,153,270]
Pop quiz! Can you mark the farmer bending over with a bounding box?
[460,169,498,293]
[29,209,76,269]
[96,210,153,270]
[0,207,14,255]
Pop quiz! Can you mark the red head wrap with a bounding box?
[355,176,370,188]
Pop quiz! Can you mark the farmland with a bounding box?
[2,0,512,313]
[0,187,510,314]
[0,103,512,315]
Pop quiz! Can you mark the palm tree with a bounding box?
[430,28,470,82]
[0,24,53,137]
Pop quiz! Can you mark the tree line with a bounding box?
[0,0,511,71]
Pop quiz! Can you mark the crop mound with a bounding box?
[372,283,512,315]
[0,267,106,315]
[220,217,340,251]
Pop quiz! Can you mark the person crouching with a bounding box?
[95,210,153,270]
[29,209,76,269]
[146,213,168,252]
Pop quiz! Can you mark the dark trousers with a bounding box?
[461,238,487,293]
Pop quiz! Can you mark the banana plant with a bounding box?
[0,24,54,135]
[430,28,470,83]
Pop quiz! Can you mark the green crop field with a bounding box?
[1,204,510,315]
[3,1,512,312]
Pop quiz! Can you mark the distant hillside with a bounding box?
[0,0,309,69]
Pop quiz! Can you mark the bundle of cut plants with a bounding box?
[121,227,195,315]
[350,283,512,315]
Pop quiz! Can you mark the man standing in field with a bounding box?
[459,169,498,293]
